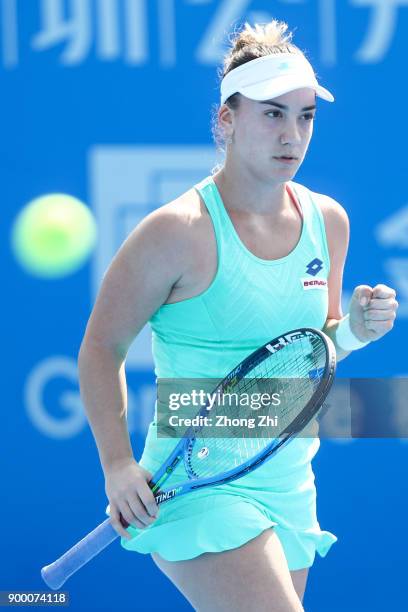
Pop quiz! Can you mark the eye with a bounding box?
[266,110,283,118]
[302,113,315,121]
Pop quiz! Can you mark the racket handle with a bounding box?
[41,518,119,590]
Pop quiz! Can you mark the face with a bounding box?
[220,88,317,183]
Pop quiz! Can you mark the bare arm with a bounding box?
[319,194,398,360]
[318,195,352,361]
[78,205,190,536]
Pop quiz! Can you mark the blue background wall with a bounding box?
[3,1,408,610]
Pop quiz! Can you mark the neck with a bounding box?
[213,157,290,216]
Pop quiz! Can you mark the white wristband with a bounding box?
[335,314,370,351]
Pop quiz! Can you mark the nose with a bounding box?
[280,118,302,146]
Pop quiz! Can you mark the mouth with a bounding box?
[273,156,299,165]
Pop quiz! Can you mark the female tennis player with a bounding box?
[78,20,398,611]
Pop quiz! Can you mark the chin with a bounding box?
[272,167,298,181]
[275,163,300,178]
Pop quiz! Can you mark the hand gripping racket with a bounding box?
[41,327,336,589]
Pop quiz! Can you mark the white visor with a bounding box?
[220,53,334,105]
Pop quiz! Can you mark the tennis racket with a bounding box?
[41,327,336,589]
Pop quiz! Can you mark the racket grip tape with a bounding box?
[41,518,119,590]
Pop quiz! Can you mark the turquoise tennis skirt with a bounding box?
[116,423,337,571]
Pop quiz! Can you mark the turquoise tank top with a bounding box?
[142,174,330,478]
[149,174,330,379]
[127,179,336,562]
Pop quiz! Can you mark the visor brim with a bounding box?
[237,77,335,103]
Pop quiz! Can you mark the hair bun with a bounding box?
[230,21,293,52]
[223,20,300,78]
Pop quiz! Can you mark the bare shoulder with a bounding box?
[156,186,208,230]
[312,191,349,235]
[81,187,210,352]
[133,186,207,245]
[120,186,208,264]
[306,192,350,259]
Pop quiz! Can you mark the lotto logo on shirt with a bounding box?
[301,278,328,290]
[305,258,324,276]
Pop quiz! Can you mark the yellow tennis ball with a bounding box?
[11,194,97,278]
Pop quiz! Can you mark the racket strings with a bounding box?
[186,335,326,480]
